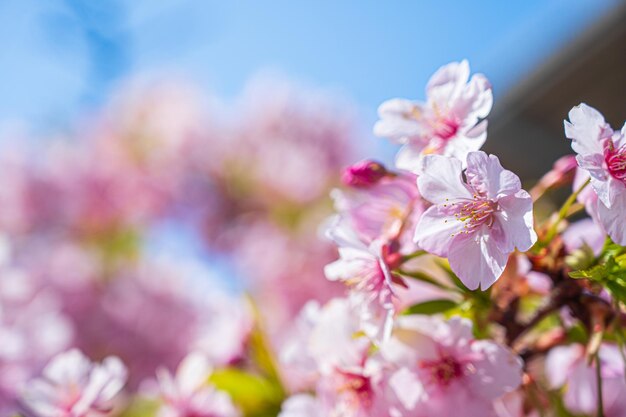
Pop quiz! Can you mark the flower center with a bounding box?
[419,355,464,387]
[605,140,626,183]
[336,370,374,409]
[445,197,497,235]
[433,117,460,140]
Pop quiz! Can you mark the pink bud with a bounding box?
[341,160,388,187]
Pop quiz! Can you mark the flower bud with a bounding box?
[341,160,388,187]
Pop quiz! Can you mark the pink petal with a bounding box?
[414,205,466,257]
[544,344,583,388]
[492,191,536,253]
[388,367,424,410]
[562,218,606,255]
[467,341,523,400]
[465,152,521,200]
[564,359,598,414]
[448,232,509,290]
[446,121,488,163]
[279,395,321,417]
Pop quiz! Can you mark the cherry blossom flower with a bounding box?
[279,298,398,417]
[414,151,536,290]
[332,170,423,251]
[20,349,127,417]
[565,103,626,244]
[0,261,73,415]
[374,60,492,171]
[155,352,239,417]
[324,219,404,340]
[381,316,523,417]
[546,343,626,417]
[280,298,369,384]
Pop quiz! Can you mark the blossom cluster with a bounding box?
[281,60,626,417]
[2,61,626,417]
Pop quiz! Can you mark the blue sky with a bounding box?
[0,0,620,134]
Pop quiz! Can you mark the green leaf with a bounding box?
[209,368,283,417]
[569,264,608,281]
[403,299,458,315]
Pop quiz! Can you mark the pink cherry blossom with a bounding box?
[314,359,397,417]
[374,60,492,171]
[562,217,606,256]
[154,352,239,417]
[324,219,404,340]
[280,298,370,384]
[279,298,398,417]
[546,343,626,417]
[21,349,127,417]
[414,151,536,290]
[381,316,523,417]
[332,170,423,252]
[565,103,626,244]
[0,258,73,415]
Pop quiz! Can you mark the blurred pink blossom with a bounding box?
[381,316,523,417]
[546,343,626,416]
[20,349,127,417]
[154,353,239,417]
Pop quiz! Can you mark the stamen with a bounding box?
[447,198,497,236]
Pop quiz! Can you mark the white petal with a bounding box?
[598,192,626,245]
[426,60,470,104]
[395,144,426,172]
[416,154,473,204]
[564,103,610,156]
[465,151,521,199]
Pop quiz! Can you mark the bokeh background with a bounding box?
[0,1,625,415]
